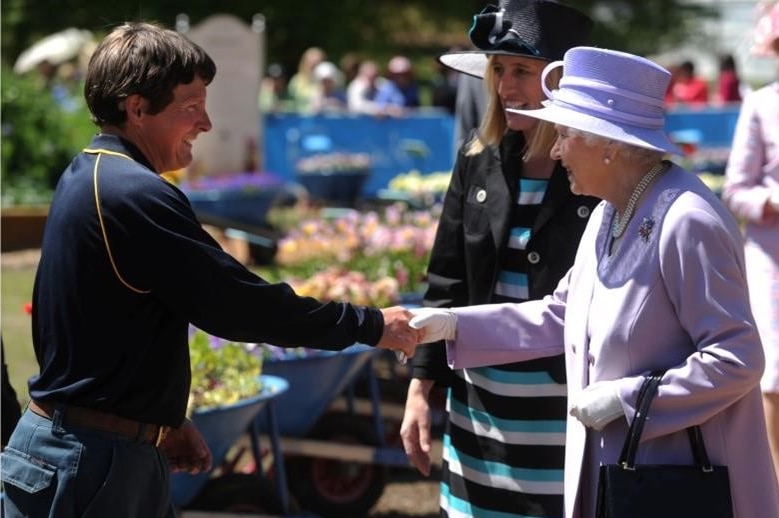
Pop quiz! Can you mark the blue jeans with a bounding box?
[1,408,176,518]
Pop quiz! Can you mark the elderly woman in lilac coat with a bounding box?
[409,46,779,518]
[722,1,779,483]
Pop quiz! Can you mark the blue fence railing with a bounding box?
[261,106,741,198]
[263,111,455,197]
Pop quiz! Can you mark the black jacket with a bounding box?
[411,130,600,383]
[30,134,385,426]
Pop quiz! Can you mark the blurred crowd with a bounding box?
[259,45,462,117]
[663,54,747,107]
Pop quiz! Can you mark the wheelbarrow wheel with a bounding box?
[184,473,285,514]
[286,412,388,517]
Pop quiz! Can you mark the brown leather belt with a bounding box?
[28,400,169,447]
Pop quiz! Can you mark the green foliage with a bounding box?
[1,1,709,87]
[188,329,264,412]
[1,65,95,206]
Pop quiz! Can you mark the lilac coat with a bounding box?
[445,164,779,518]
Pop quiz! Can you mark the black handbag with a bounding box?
[595,372,734,518]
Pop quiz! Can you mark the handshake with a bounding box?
[378,307,457,365]
[383,306,625,431]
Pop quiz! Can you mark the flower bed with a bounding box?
[178,172,291,228]
[267,203,438,305]
[187,328,264,413]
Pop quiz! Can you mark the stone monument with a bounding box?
[184,14,265,176]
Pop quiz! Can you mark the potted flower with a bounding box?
[294,152,371,205]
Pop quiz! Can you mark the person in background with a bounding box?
[347,59,386,115]
[288,46,326,113]
[0,22,419,518]
[715,53,743,104]
[722,0,779,483]
[399,2,597,517]
[452,71,488,151]
[259,62,294,113]
[339,51,362,87]
[667,59,709,105]
[409,45,779,518]
[310,60,348,113]
[374,55,420,116]
[430,50,460,115]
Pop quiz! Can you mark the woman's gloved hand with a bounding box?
[570,380,623,431]
[408,308,458,342]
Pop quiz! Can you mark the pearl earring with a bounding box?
[604,156,611,165]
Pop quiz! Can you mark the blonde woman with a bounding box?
[399,1,598,516]
[288,46,326,113]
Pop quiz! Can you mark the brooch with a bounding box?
[638,217,655,243]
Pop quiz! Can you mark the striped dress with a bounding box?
[440,177,567,518]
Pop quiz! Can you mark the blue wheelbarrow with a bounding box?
[177,344,410,517]
[170,374,289,514]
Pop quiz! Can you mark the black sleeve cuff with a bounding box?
[356,306,384,346]
[410,340,454,387]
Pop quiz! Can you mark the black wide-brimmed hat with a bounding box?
[439,0,593,78]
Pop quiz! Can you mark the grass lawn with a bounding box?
[1,263,37,405]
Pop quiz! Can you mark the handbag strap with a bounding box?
[618,371,714,471]
[619,372,663,467]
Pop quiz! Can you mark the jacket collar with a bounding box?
[85,133,157,173]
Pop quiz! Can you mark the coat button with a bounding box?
[577,205,591,218]
[588,353,595,365]
[476,189,487,203]
[527,251,541,264]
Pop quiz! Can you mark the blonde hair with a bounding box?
[465,57,561,161]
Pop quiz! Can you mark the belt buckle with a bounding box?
[155,425,170,447]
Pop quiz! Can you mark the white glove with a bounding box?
[408,308,457,342]
[570,380,623,431]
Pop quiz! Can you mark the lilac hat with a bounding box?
[511,46,683,155]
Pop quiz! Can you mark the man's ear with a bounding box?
[125,94,148,123]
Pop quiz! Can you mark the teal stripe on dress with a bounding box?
[443,434,564,483]
[469,366,560,385]
[507,227,532,250]
[517,178,548,205]
[494,270,529,299]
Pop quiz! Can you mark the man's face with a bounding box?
[134,78,212,173]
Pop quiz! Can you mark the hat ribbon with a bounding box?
[488,8,506,45]
[541,62,665,129]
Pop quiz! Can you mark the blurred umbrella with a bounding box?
[13,28,93,74]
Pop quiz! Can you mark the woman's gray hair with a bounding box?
[566,127,665,164]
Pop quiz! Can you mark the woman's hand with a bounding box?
[409,308,458,342]
[569,380,623,430]
[400,378,436,476]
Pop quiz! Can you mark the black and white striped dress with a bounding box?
[440,177,567,518]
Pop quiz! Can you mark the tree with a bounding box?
[2,0,714,81]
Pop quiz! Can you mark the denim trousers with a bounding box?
[1,408,176,518]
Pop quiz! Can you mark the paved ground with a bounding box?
[368,465,441,517]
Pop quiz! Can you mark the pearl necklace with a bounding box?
[611,161,667,239]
